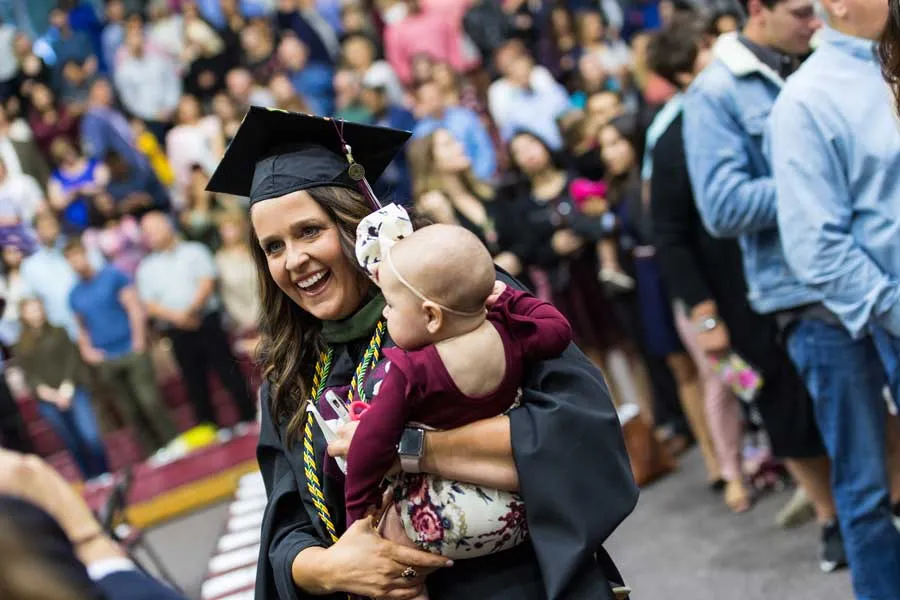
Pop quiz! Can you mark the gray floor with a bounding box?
[141,450,854,600]
[141,502,232,600]
[606,450,853,599]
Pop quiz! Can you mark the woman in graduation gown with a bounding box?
[205,107,639,600]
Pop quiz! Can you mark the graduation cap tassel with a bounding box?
[333,119,383,211]
[345,143,383,211]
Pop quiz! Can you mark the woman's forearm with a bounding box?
[291,546,334,595]
[420,415,520,491]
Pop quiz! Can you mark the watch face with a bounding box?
[399,428,425,456]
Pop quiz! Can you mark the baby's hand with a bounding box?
[485,281,507,307]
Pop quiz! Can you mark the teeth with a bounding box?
[297,271,327,289]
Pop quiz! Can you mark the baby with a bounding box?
[569,178,635,293]
[346,222,573,598]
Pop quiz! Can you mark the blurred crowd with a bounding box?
[0,0,900,596]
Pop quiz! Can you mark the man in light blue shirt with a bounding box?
[20,212,104,341]
[682,0,845,571]
[770,3,900,595]
[136,212,254,429]
[496,52,573,150]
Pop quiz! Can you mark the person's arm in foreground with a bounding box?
[771,93,900,338]
[0,449,184,600]
[683,83,778,237]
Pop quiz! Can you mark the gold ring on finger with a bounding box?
[401,567,417,580]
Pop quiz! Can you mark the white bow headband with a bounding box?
[355,204,485,318]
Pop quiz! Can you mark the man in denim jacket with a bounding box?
[769,0,900,595]
[683,0,849,573]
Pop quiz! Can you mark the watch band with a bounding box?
[697,316,720,332]
[398,426,426,473]
[400,453,422,474]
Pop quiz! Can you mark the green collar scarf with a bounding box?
[320,293,385,344]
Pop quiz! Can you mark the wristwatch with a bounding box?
[697,316,721,332]
[398,426,426,473]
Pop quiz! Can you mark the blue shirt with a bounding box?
[771,27,900,338]
[414,107,497,181]
[69,266,133,358]
[289,62,334,116]
[20,243,105,340]
[499,84,572,150]
[683,32,822,314]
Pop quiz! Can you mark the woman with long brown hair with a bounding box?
[205,107,636,600]
[503,129,652,424]
[406,128,520,275]
[14,298,109,483]
[598,116,725,496]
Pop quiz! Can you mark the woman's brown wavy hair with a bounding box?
[406,129,494,203]
[879,0,900,116]
[249,186,374,444]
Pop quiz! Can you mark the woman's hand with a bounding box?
[697,321,730,355]
[35,383,61,406]
[296,517,451,599]
[551,229,584,256]
[691,300,731,355]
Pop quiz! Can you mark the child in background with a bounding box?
[348,219,573,599]
[569,177,635,292]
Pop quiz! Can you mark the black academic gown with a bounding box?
[256,272,639,600]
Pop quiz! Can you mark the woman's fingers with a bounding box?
[382,586,429,600]
[385,543,453,570]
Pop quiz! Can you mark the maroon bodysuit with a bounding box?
[345,287,573,524]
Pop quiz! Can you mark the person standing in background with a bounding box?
[66,237,177,457]
[15,297,109,483]
[645,20,752,513]
[770,0,900,594]
[682,0,845,571]
[136,211,255,431]
[20,212,104,341]
[0,353,31,452]
[113,27,182,145]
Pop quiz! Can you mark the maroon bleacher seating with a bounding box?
[16,354,261,482]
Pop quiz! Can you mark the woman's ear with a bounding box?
[423,302,443,334]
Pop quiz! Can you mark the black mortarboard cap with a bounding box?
[205,106,412,207]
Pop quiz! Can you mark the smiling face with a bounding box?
[251,189,368,321]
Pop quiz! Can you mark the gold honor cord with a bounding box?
[302,321,386,543]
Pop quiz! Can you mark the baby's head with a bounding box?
[377,224,495,350]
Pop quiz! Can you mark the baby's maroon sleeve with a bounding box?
[344,353,415,526]
[503,288,574,360]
